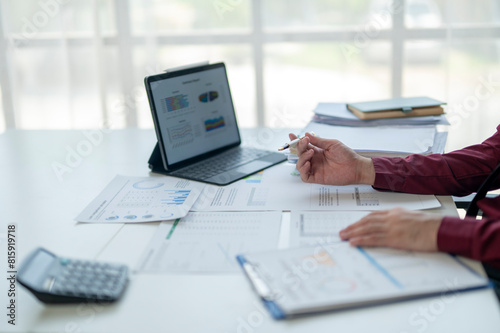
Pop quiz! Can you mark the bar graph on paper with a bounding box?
[162,190,191,206]
[75,175,205,223]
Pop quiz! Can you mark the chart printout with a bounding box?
[76,175,205,223]
[137,211,282,273]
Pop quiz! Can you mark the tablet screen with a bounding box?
[147,64,241,167]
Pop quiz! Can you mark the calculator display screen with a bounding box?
[21,250,55,286]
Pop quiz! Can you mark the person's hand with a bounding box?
[339,208,442,252]
[291,133,375,186]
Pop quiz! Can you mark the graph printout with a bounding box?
[289,211,371,247]
[76,175,205,223]
[136,211,282,273]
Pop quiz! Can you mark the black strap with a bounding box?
[466,161,500,217]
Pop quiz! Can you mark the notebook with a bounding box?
[347,96,445,120]
[144,62,286,185]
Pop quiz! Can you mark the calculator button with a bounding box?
[43,277,55,291]
[100,289,114,298]
[105,270,121,278]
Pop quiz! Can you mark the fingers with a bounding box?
[307,134,337,149]
[349,234,387,247]
[339,209,442,252]
[339,216,385,240]
[339,211,386,237]
[298,161,312,182]
[339,217,390,248]
[296,137,310,155]
[296,147,313,170]
[288,133,298,141]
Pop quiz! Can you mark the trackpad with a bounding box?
[232,161,271,174]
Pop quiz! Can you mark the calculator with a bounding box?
[17,247,129,304]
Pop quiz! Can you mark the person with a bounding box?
[291,126,500,271]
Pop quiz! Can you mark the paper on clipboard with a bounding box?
[237,243,490,319]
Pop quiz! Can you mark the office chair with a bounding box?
[464,162,500,300]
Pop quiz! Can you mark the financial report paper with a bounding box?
[192,163,441,212]
[289,211,371,247]
[76,175,205,223]
[136,211,282,273]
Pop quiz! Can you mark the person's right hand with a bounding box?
[292,132,375,186]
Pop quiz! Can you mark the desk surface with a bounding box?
[1,129,499,333]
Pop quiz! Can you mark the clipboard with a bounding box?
[236,255,286,320]
[236,244,491,320]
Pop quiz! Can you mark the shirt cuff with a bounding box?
[372,157,406,191]
[437,216,477,257]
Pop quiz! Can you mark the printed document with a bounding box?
[136,211,282,273]
[289,211,371,247]
[76,175,205,223]
[192,163,441,212]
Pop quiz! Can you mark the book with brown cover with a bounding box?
[347,96,445,120]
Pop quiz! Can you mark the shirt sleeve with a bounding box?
[370,125,500,268]
[438,216,500,269]
[372,125,500,196]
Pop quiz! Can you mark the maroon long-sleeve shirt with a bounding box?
[372,125,500,268]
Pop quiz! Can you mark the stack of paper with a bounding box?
[302,121,447,157]
[313,103,449,127]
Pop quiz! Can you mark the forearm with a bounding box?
[371,126,500,195]
[372,152,500,196]
[372,154,464,195]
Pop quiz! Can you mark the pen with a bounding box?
[278,132,315,151]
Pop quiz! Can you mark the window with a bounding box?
[1,0,500,152]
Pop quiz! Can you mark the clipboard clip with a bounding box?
[241,261,276,301]
[401,106,413,113]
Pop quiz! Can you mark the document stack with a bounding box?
[306,98,449,158]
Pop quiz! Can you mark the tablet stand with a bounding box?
[148,143,169,175]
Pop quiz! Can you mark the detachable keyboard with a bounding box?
[170,147,270,180]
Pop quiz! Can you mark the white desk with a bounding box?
[1,129,499,333]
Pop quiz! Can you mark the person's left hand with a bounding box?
[339,208,443,252]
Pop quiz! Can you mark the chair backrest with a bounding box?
[466,161,500,300]
[466,161,500,217]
